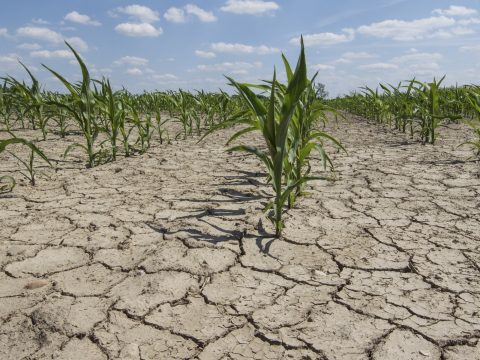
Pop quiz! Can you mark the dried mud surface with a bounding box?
[1,117,479,359]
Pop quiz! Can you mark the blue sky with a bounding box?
[1,0,479,96]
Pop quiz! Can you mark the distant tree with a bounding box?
[314,82,329,99]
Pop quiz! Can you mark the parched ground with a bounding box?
[1,117,479,360]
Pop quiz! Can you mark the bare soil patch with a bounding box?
[1,117,479,359]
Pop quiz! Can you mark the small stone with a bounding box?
[419,350,430,356]
[24,279,49,290]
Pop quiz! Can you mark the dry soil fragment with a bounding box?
[145,295,246,343]
[0,314,40,359]
[444,342,480,360]
[51,263,126,296]
[56,338,107,360]
[5,247,89,277]
[10,219,74,245]
[30,296,110,336]
[241,237,342,286]
[198,323,319,360]
[371,329,441,360]
[94,310,198,359]
[202,265,293,315]
[140,239,237,276]
[293,301,393,359]
[110,271,198,316]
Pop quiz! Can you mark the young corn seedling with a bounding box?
[460,85,480,158]
[0,135,51,189]
[211,38,309,236]
[43,42,100,167]
[283,68,345,208]
[95,78,126,161]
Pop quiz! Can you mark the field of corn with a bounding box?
[1,41,480,359]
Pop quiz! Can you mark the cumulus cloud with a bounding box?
[114,56,149,66]
[126,68,143,75]
[164,4,217,23]
[31,19,49,25]
[211,42,279,55]
[357,16,457,41]
[30,50,74,59]
[64,11,101,26]
[66,36,88,51]
[17,43,42,50]
[116,5,159,23]
[197,61,262,72]
[460,45,480,52]
[153,73,178,80]
[358,63,399,71]
[312,64,335,71]
[290,29,355,46]
[185,4,217,22]
[195,50,216,58]
[220,0,279,15]
[164,7,186,23]
[115,23,163,37]
[17,26,63,43]
[433,5,477,17]
[16,26,89,51]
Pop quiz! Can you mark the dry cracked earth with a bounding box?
[1,117,479,360]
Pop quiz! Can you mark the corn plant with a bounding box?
[94,78,126,160]
[43,42,100,167]
[0,135,51,190]
[283,68,345,208]
[0,80,17,131]
[461,86,480,157]
[210,39,314,236]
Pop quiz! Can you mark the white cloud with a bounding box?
[164,7,186,23]
[30,50,74,59]
[66,36,88,51]
[126,68,143,75]
[0,54,19,65]
[335,51,376,64]
[357,16,456,41]
[32,18,49,25]
[433,6,477,17]
[115,23,163,37]
[0,28,8,37]
[197,61,262,72]
[64,11,101,26]
[391,52,443,65]
[185,4,217,22]
[16,26,88,50]
[460,45,480,52]
[195,50,216,58]
[312,64,335,71]
[290,29,355,46]
[114,56,149,66]
[342,51,375,60]
[390,52,443,74]
[358,63,398,71]
[220,0,279,15]
[153,73,177,80]
[458,18,480,26]
[116,5,159,23]
[165,4,217,23]
[211,42,279,55]
[17,26,63,43]
[17,43,42,50]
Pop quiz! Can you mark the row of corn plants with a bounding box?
[0,42,244,190]
[329,78,477,145]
